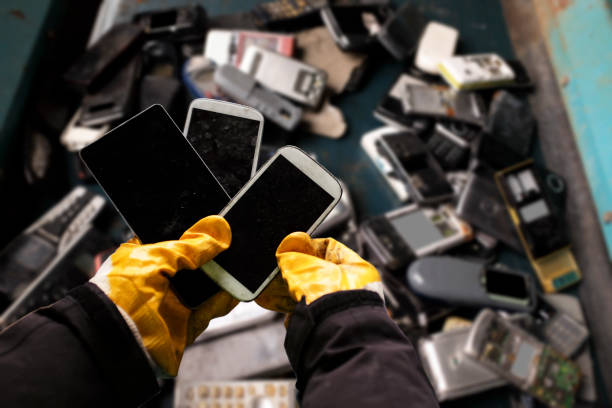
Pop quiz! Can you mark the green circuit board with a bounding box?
[528,346,581,408]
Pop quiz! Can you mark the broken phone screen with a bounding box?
[186,108,261,197]
[80,104,230,244]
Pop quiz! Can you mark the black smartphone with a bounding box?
[183,99,264,197]
[80,105,231,306]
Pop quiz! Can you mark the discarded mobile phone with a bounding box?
[60,109,109,152]
[201,146,342,301]
[376,2,425,60]
[133,5,206,41]
[495,160,581,292]
[175,379,297,408]
[239,45,327,107]
[361,126,412,202]
[414,22,459,75]
[251,0,327,29]
[64,23,144,93]
[425,121,479,170]
[374,73,432,131]
[320,4,389,52]
[419,326,507,401]
[78,54,141,127]
[438,53,515,90]
[401,84,487,127]
[534,294,589,358]
[477,90,536,169]
[179,319,290,381]
[465,309,581,408]
[313,180,355,237]
[204,29,294,67]
[214,64,302,131]
[80,105,230,308]
[408,256,538,313]
[378,131,454,204]
[0,187,105,314]
[183,98,264,197]
[360,204,472,271]
[456,166,523,252]
[542,294,596,401]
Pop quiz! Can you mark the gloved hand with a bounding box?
[257,232,383,311]
[91,216,238,376]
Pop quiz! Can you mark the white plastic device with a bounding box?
[438,53,515,90]
[414,22,459,75]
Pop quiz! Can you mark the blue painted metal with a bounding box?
[0,0,54,168]
[535,0,612,258]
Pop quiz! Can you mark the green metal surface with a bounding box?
[0,0,54,170]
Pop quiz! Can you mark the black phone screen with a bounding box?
[80,105,230,244]
[214,154,336,292]
[186,108,260,197]
[485,269,528,300]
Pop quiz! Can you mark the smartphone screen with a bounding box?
[186,108,260,197]
[80,105,230,244]
[390,209,458,252]
[485,269,528,301]
[214,154,335,292]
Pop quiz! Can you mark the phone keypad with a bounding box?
[176,380,297,408]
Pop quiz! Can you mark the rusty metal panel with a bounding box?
[533,0,612,258]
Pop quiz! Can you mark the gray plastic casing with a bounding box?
[407,256,537,313]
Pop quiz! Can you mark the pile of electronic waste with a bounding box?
[0,2,596,407]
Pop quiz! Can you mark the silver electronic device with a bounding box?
[419,326,507,401]
[60,109,109,152]
[0,187,106,327]
[239,45,327,107]
[360,204,472,271]
[361,126,412,202]
[175,379,297,408]
[214,64,303,131]
[178,319,290,382]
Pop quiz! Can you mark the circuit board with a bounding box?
[476,314,580,408]
[528,346,581,408]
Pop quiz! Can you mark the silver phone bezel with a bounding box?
[201,145,342,301]
[184,98,264,181]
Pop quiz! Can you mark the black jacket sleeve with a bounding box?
[0,282,159,408]
[285,290,439,408]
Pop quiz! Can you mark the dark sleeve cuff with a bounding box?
[39,282,159,406]
[284,290,384,378]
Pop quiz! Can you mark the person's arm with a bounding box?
[285,290,438,408]
[257,233,439,408]
[0,283,158,408]
[0,215,237,408]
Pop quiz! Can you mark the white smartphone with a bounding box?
[239,45,327,107]
[201,146,342,301]
[414,22,458,75]
[183,98,264,197]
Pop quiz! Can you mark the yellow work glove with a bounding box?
[90,216,238,376]
[257,232,383,311]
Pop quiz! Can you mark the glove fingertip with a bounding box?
[276,232,312,255]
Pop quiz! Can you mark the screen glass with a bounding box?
[520,199,550,223]
[510,342,537,380]
[485,269,528,300]
[80,105,230,244]
[390,210,446,251]
[214,154,335,292]
[186,108,260,197]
